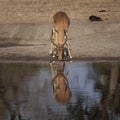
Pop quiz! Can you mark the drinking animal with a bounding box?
[50,11,72,60]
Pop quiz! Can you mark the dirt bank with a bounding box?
[0,0,120,24]
[0,22,120,61]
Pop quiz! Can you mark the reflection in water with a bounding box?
[50,61,71,104]
[91,63,120,120]
[0,62,120,120]
[0,63,40,120]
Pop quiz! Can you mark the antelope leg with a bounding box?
[50,62,55,79]
[66,41,72,59]
[50,42,53,54]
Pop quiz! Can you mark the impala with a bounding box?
[50,11,72,60]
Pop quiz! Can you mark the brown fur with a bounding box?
[52,11,70,60]
[50,61,71,104]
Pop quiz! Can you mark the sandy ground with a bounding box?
[0,0,120,61]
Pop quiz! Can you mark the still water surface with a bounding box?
[0,62,120,120]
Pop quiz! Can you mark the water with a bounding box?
[0,62,120,120]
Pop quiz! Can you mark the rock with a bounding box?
[89,15,103,21]
[99,10,106,12]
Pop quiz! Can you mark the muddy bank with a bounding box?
[0,22,120,61]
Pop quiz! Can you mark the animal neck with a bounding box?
[57,47,62,60]
[57,29,64,47]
